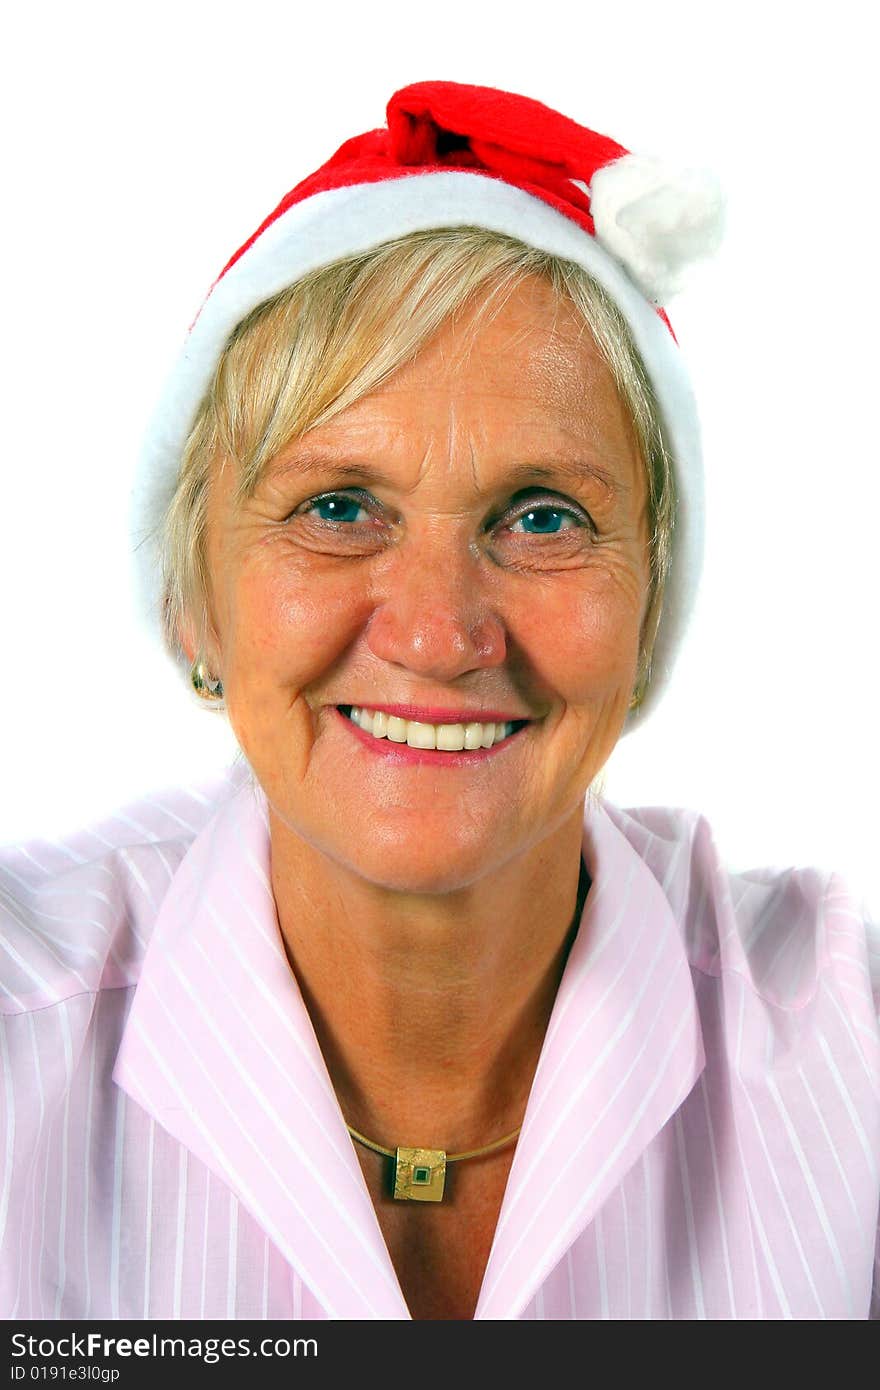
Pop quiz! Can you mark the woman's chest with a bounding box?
[10,1060,876,1319]
[368,1166,512,1321]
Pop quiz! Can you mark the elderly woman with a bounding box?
[2,81,878,1323]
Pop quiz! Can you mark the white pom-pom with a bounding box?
[587,155,725,305]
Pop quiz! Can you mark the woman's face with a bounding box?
[202,275,650,892]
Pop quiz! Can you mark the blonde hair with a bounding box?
[161,226,675,703]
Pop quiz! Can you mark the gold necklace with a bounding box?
[346,1120,523,1202]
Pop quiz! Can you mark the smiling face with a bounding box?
[199,275,650,893]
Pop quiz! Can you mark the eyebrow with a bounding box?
[262,448,629,498]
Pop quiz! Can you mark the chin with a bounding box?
[335,835,502,896]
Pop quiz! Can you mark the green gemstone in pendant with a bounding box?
[394,1147,447,1201]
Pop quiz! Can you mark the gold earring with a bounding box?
[191,660,224,701]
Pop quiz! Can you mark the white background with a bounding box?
[2,0,877,913]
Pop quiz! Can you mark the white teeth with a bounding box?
[346,707,516,750]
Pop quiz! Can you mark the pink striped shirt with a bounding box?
[2,758,878,1320]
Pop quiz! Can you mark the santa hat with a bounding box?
[131,80,724,731]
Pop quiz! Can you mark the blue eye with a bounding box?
[294,490,590,535]
[508,504,582,536]
[303,494,369,524]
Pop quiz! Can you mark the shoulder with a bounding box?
[601,800,879,1022]
[0,759,248,1017]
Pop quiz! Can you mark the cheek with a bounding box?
[223,554,367,681]
[216,539,645,706]
[509,563,645,701]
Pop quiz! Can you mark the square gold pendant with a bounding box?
[393,1147,447,1202]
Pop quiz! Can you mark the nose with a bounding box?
[365,534,507,682]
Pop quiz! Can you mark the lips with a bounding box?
[335,702,532,723]
[334,705,532,765]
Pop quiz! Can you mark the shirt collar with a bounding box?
[114,767,704,1320]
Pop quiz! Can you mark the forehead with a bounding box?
[340,276,636,444]
[243,274,647,513]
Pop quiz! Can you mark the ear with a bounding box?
[177,609,221,676]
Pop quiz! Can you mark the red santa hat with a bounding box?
[132,80,724,730]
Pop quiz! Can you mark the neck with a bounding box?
[270,806,591,1151]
